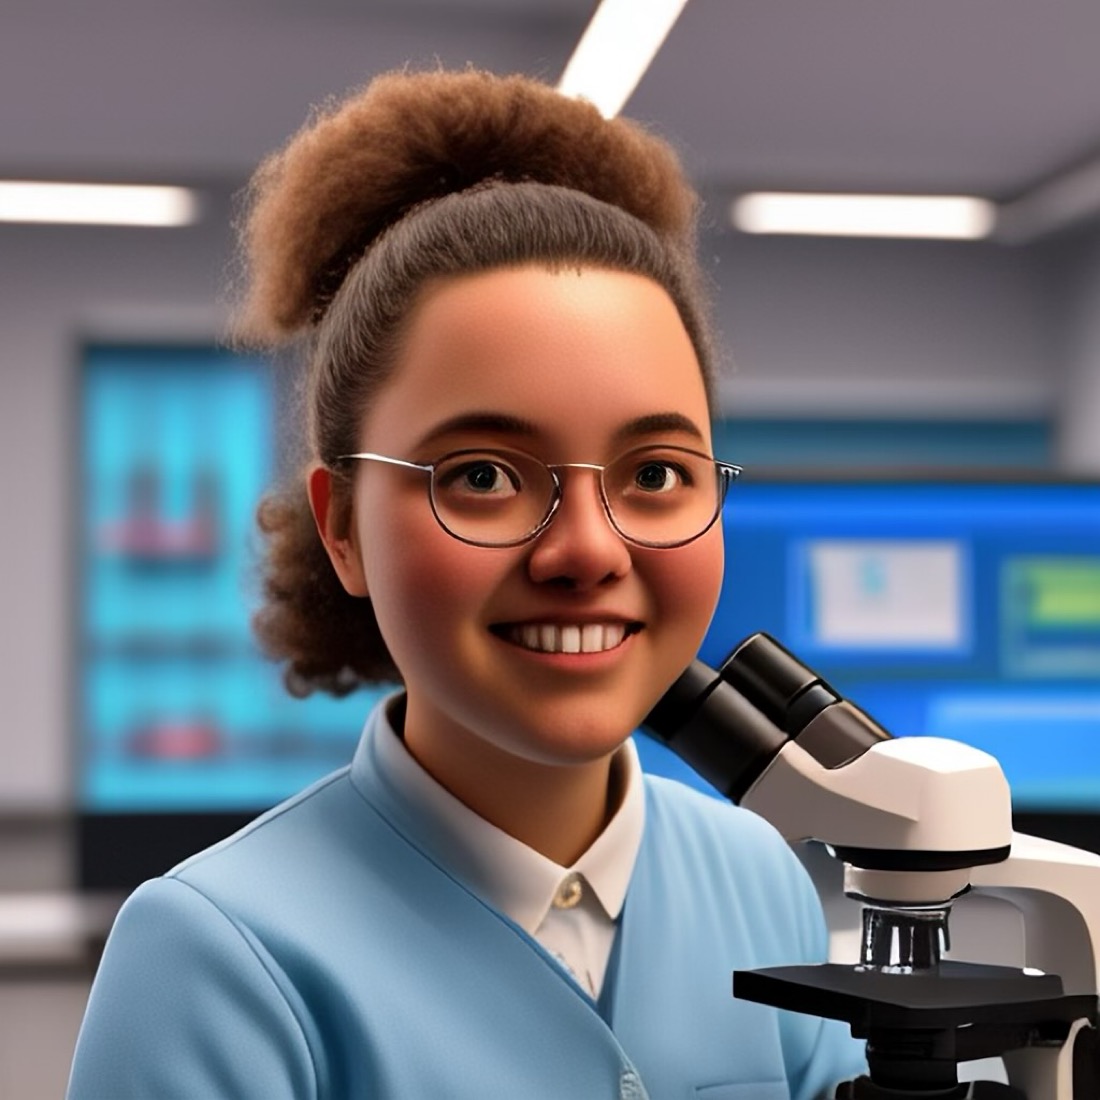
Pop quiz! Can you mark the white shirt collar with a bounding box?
[372,697,645,936]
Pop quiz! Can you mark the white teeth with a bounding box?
[508,623,631,655]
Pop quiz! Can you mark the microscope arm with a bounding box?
[970,833,1100,997]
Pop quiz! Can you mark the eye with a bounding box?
[435,455,522,500]
[462,462,514,494]
[633,460,685,493]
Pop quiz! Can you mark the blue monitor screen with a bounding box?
[78,349,1100,819]
[78,346,389,815]
[692,477,1100,811]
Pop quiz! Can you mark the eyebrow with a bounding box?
[612,412,707,447]
[414,413,541,451]
[414,410,707,452]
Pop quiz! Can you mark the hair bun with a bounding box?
[237,68,696,343]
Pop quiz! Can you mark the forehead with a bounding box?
[363,265,711,455]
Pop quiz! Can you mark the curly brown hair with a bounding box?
[239,68,716,697]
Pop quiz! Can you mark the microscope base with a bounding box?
[834,1079,1024,1099]
[735,961,1096,1096]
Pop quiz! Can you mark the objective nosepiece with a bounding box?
[860,904,951,972]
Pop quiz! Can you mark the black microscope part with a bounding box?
[718,631,825,731]
[642,659,786,801]
[736,962,1096,1098]
[835,1076,1026,1098]
[830,843,1013,874]
[722,633,891,766]
[642,631,889,803]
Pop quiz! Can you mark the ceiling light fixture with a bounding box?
[731,192,996,241]
[0,181,200,227]
[558,0,690,119]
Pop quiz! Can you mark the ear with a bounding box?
[307,464,369,598]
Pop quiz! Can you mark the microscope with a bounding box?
[644,632,1100,1100]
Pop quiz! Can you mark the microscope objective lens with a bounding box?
[859,905,950,972]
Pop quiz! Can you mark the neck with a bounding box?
[399,698,621,867]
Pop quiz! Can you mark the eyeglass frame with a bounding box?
[332,444,743,549]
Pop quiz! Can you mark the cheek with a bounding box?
[356,493,505,661]
[652,527,725,644]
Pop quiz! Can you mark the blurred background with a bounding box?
[2,0,1100,1094]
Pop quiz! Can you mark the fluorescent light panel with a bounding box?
[558,0,690,119]
[732,192,996,241]
[0,181,199,227]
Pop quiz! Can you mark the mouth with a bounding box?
[491,621,643,655]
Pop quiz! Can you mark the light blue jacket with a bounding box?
[68,705,867,1099]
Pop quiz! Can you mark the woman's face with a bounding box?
[325,265,724,778]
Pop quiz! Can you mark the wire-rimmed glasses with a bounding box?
[334,444,742,548]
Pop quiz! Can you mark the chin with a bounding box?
[497,701,643,767]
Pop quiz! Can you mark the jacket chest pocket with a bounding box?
[695,1082,790,1100]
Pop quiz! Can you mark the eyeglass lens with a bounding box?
[428,446,728,548]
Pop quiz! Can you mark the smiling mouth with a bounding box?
[493,622,643,655]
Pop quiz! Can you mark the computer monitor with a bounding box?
[639,472,1100,853]
[75,345,388,889]
[75,353,1100,887]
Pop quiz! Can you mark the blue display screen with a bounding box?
[689,479,1100,810]
[78,352,1099,816]
[78,347,382,812]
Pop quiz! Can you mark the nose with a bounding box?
[525,468,633,588]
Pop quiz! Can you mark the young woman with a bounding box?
[67,70,867,1099]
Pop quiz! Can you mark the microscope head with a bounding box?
[645,632,1016,977]
[646,633,1013,910]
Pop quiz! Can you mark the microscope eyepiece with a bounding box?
[643,660,787,802]
[720,633,839,734]
[722,633,892,769]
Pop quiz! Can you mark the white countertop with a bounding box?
[0,893,122,964]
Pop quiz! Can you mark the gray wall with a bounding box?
[709,231,1060,419]
[1,189,1098,819]
[1054,229,1100,471]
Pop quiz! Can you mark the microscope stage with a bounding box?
[734,961,1095,1035]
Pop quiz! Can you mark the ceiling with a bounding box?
[6,0,1100,235]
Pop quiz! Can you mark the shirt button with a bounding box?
[553,872,583,910]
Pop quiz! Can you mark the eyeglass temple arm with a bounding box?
[334,453,433,473]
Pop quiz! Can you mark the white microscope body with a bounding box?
[744,732,1100,1099]
[646,632,1100,1099]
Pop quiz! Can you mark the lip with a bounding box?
[489,615,643,635]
